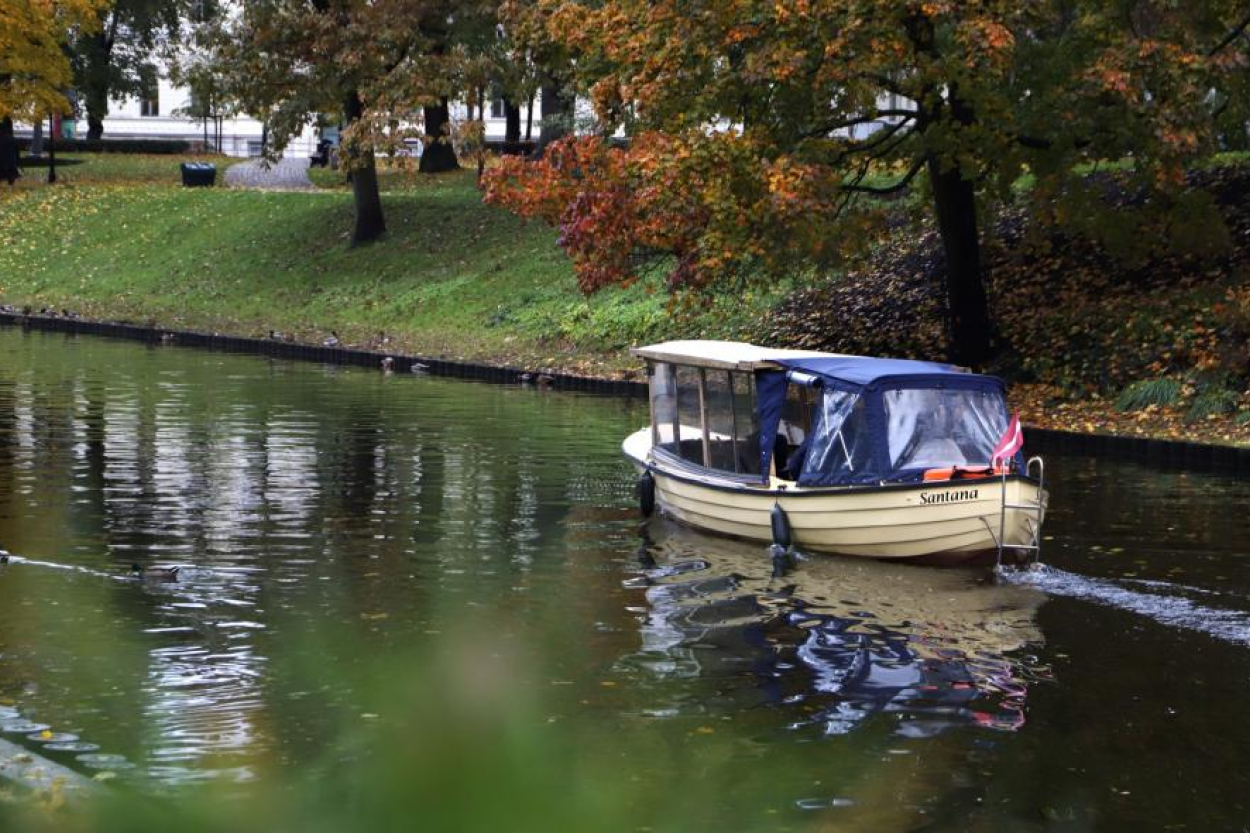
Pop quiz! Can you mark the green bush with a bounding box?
[1115,378,1182,412]
[1187,387,1240,421]
[17,138,193,155]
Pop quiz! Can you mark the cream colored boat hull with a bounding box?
[623,428,1045,562]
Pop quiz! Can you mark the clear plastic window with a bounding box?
[883,388,1007,471]
[798,390,871,483]
[674,366,706,464]
[650,364,759,474]
[649,362,677,447]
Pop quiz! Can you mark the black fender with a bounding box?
[638,471,656,517]
[770,503,792,549]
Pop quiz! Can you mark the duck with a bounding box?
[131,564,180,581]
[323,331,340,348]
[410,362,430,374]
[159,332,176,345]
[381,356,395,373]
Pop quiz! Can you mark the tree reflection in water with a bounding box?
[622,520,1049,737]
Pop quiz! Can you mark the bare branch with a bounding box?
[1013,131,1095,151]
[1209,12,1250,56]
[841,116,915,156]
[800,109,917,140]
[842,155,925,195]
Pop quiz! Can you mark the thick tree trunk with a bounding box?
[904,12,994,367]
[30,122,44,157]
[83,31,113,141]
[534,79,573,158]
[344,90,386,245]
[504,98,522,153]
[419,98,459,173]
[0,118,20,185]
[926,157,993,367]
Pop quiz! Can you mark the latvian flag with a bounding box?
[991,412,1024,469]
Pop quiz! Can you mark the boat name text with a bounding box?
[920,489,980,505]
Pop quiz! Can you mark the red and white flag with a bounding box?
[991,412,1024,469]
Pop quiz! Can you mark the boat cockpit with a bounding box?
[635,341,1017,488]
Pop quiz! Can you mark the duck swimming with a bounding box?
[131,564,180,581]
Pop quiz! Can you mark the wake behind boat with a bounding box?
[622,340,1046,565]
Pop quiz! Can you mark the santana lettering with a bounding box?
[920,489,979,505]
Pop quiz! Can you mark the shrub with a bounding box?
[1115,378,1182,412]
[16,138,192,155]
[1187,387,1240,420]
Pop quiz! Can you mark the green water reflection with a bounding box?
[0,327,1248,830]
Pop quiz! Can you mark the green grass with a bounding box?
[307,162,425,192]
[0,167,769,376]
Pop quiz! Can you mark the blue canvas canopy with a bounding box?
[755,356,1014,486]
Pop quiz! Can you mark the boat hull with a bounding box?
[623,429,1045,563]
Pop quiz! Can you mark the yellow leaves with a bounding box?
[0,0,105,120]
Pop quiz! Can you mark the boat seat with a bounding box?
[905,438,967,469]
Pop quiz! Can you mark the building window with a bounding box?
[139,68,160,117]
[489,96,505,119]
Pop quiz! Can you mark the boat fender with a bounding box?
[638,471,656,517]
[770,503,792,549]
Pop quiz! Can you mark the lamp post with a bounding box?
[47,114,56,184]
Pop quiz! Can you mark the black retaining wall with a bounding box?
[0,311,645,397]
[1,311,1246,476]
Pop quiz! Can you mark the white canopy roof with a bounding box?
[630,340,837,371]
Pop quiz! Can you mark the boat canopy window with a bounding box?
[760,357,1013,486]
[883,388,1007,471]
[647,361,759,475]
[798,390,872,483]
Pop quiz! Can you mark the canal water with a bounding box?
[0,327,1247,830]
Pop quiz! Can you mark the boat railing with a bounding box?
[995,456,1045,569]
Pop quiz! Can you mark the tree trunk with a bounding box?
[47,116,56,184]
[476,89,486,183]
[525,91,534,141]
[344,90,386,245]
[419,98,459,173]
[926,157,992,366]
[82,31,114,141]
[534,79,573,158]
[904,12,994,366]
[0,118,20,185]
[504,98,522,152]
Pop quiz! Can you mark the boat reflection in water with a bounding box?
[622,519,1049,738]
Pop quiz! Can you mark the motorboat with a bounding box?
[621,340,1046,565]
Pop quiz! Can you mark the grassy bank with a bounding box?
[0,156,779,379]
[2,152,1248,445]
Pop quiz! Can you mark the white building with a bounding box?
[89,73,321,157]
[20,67,550,159]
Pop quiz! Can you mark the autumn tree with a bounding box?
[486,1,1250,366]
[69,0,199,140]
[499,0,575,156]
[223,0,508,242]
[168,20,237,153]
[1,0,103,183]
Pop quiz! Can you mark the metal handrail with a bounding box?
[996,456,1046,569]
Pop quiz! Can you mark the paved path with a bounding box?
[224,157,314,190]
